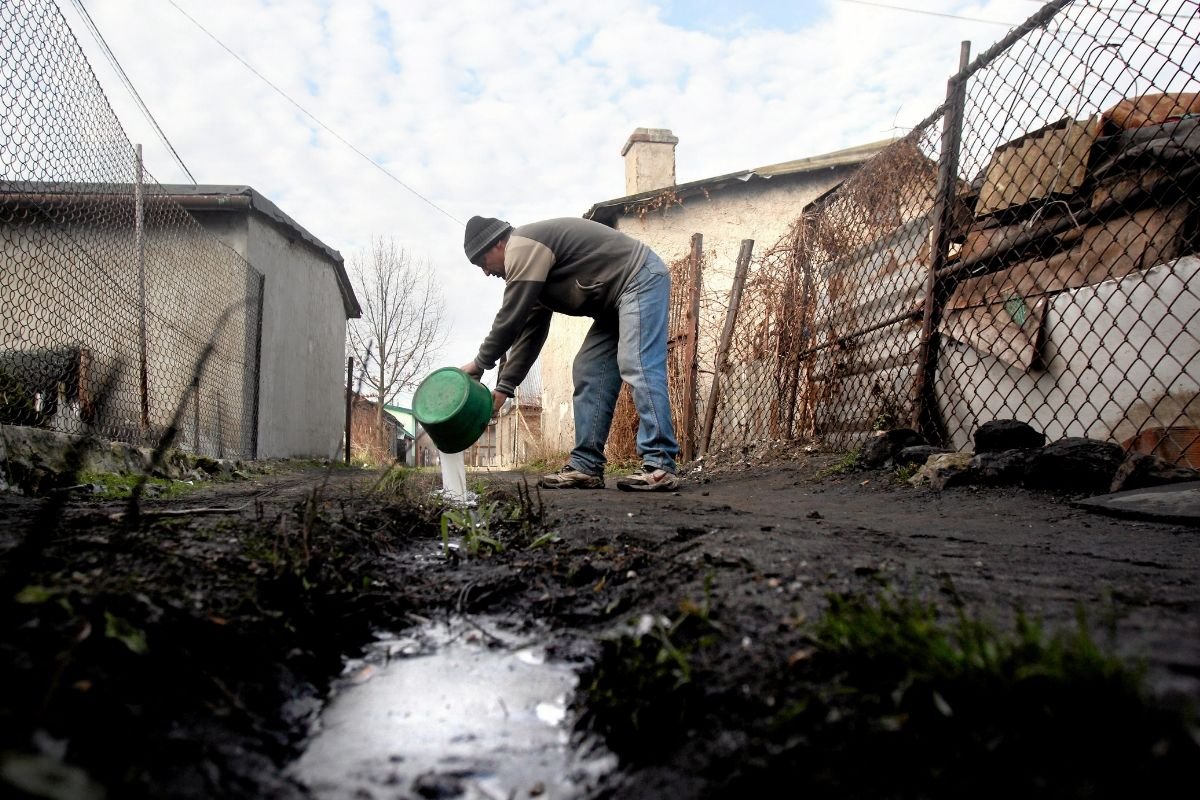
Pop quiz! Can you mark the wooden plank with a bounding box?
[680,234,703,462]
[1101,92,1200,132]
[1090,166,1171,210]
[960,206,1085,264]
[942,295,1047,371]
[949,205,1188,310]
[976,117,1099,217]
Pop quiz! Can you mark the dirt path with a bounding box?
[1,456,1197,799]
[529,461,1200,696]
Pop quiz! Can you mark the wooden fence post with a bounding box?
[699,239,754,458]
[680,233,703,462]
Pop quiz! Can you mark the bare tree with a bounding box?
[346,237,446,455]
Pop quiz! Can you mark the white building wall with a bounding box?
[937,255,1200,450]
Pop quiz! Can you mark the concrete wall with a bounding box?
[1,213,259,457]
[414,429,437,467]
[240,213,347,459]
[1,191,350,461]
[540,169,855,453]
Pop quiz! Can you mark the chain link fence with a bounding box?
[1,0,264,459]
[667,0,1200,469]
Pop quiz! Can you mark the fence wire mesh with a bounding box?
[682,0,1199,469]
[604,242,703,466]
[1,0,264,459]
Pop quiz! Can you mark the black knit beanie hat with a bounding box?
[464,216,513,265]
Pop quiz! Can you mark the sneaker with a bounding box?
[539,465,605,489]
[616,466,679,492]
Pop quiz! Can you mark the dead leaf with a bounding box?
[787,647,815,667]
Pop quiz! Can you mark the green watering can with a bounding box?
[412,367,493,454]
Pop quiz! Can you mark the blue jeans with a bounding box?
[569,252,680,476]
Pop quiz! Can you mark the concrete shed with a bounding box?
[163,185,360,459]
[1,183,358,461]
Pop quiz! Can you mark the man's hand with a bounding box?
[492,391,507,416]
[459,361,483,379]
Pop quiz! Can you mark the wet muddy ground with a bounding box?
[1,454,1198,799]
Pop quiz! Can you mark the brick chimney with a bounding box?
[621,128,678,195]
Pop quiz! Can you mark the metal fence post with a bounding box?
[135,143,149,429]
[191,375,200,452]
[910,42,971,443]
[345,356,354,465]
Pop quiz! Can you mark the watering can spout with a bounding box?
[413,367,492,454]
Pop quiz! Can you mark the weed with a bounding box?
[526,531,561,549]
[440,502,504,557]
[80,470,196,501]
[816,447,861,478]
[518,456,563,476]
[604,459,641,476]
[809,592,1140,694]
[517,442,572,476]
[577,579,724,760]
[104,611,149,655]
[744,590,1195,797]
[372,464,410,496]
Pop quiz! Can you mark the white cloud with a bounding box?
[53,0,1067,390]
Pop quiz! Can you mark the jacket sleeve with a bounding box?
[495,306,552,396]
[472,235,555,374]
[473,279,542,372]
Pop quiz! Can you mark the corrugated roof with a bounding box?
[583,138,896,225]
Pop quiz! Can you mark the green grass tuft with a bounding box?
[816,447,861,478]
[79,470,198,501]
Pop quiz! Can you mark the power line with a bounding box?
[164,0,463,227]
[1022,0,1200,18]
[835,0,1019,26]
[836,1,1193,28]
[68,0,196,183]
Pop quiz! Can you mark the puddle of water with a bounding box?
[289,617,616,800]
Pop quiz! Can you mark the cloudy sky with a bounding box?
[57,0,1056,393]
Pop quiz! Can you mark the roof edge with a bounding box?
[162,184,362,319]
[583,137,898,225]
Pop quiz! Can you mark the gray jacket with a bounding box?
[473,217,650,396]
